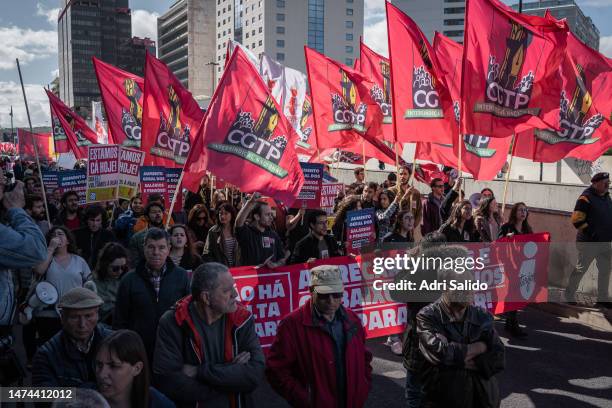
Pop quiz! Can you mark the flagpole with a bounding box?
[10,106,15,145]
[210,175,215,207]
[165,171,184,228]
[408,145,417,186]
[362,140,367,182]
[395,142,401,187]
[16,59,51,225]
[501,133,517,221]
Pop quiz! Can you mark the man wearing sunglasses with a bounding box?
[422,178,446,236]
[266,265,372,407]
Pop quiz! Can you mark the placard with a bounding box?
[140,166,167,205]
[86,144,119,202]
[58,169,87,205]
[118,146,145,199]
[346,207,376,252]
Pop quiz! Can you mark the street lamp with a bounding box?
[205,61,220,99]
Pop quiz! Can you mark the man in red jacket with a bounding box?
[266,264,373,408]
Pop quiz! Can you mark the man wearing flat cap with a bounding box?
[32,287,113,387]
[567,172,612,306]
[266,264,373,408]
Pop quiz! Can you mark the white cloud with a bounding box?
[0,81,50,127]
[364,18,388,57]
[0,26,57,70]
[599,36,612,58]
[365,0,386,20]
[51,69,59,78]
[132,9,159,41]
[36,3,60,26]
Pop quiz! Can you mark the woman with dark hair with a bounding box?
[94,243,129,325]
[187,204,213,249]
[438,200,479,242]
[474,196,502,243]
[202,202,241,267]
[114,195,145,246]
[32,226,92,345]
[384,210,415,243]
[74,204,116,268]
[95,330,175,408]
[375,189,401,244]
[499,202,533,237]
[168,224,202,272]
[331,195,363,247]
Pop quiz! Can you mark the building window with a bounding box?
[444,19,464,25]
[259,39,263,46]
[444,7,465,14]
[444,30,464,36]
[259,27,263,33]
[277,26,285,34]
[346,8,353,15]
[276,13,285,21]
[218,10,221,16]
[345,20,353,28]
[277,39,285,47]
[259,14,262,20]
[347,0,353,2]
[277,0,285,7]
[223,7,226,12]
[345,45,353,53]
[246,32,249,38]
[223,30,226,35]
[346,33,353,41]
[345,58,353,66]
[308,0,325,53]
[218,33,221,38]
[277,53,285,61]
[252,42,255,48]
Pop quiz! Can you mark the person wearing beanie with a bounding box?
[32,287,113,387]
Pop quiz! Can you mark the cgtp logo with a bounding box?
[297,98,313,147]
[536,64,603,145]
[370,60,393,124]
[404,41,443,119]
[476,21,540,118]
[209,96,289,178]
[63,114,91,147]
[151,85,192,164]
[52,114,67,142]
[328,70,367,133]
[120,78,143,146]
[463,134,496,158]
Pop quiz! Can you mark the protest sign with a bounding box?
[346,207,376,252]
[292,163,323,209]
[166,168,183,212]
[58,169,87,205]
[86,145,119,203]
[118,147,145,199]
[320,182,344,215]
[231,255,407,349]
[140,166,167,204]
[41,171,59,196]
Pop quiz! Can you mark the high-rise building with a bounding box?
[157,0,217,107]
[392,0,465,44]
[511,0,600,51]
[58,0,155,118]
[157,0,363,107]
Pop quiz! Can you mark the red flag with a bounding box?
[93,57,144,148]
[386,2,457,144]
[295,93,318,159]
[18,129,53,161]
[358,41,394,142]
[141,52,204,167]
[305,47,396,164]
[46,90,97,159]
[182,47,304,206]
[461,0,568,138]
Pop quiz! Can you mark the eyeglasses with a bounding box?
[111,265,128,273]
[317,292,343,300]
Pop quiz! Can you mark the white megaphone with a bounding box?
[19,282,59,324]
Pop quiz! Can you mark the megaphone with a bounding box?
[19,282,59,324]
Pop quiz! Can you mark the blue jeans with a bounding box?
[405,369,424,408]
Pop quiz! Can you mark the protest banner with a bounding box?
[166,168,183,213]
[86,145,120,203]
[140,166,167,204]
[292,163,323,209]
[41,170,59,196]
[320,183,344,215]
[118,146,145,200]
[58,169,87,205]
[346,207,376,252]
[231,255,407,349]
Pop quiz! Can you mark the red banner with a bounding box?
[295,93,318,160]
[93,57,145,148]
[386,2,457,144]
[183,47,305,206]
[17,129,54,161]
[461,0,568,138]
[46,90,98,159]
[141,52,204,167]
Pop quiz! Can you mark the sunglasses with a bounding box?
[317,292,343,300]
[111,265,128,273]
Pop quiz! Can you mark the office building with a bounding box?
[158,0,363,106]
[392,0,465,44]
[512,0,600,51]
[58,0,155,118]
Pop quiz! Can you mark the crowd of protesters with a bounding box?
[0,156,610,407]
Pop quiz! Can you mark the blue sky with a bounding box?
[1,0,610,129]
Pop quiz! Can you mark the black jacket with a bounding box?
[416,299,505,408]
[572,187,612,242]
[202,225,241,267]
[73,227,116,268]
[32,324,113,387]
[422,193,443,236]
[439,223,479,243]
[113,259,190,361]
[289,233,341,264]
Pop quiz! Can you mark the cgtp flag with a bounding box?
[141,52,204,167]
[93,57,144,148]
[386,2,457,144]
[46,90,98,159]
[461,0,568,138]
[295,93,317,159]
[358,41,394,142]
[183,47,304,206]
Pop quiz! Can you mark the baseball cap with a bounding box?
[591,172,609,183]
[310,265,344,294]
